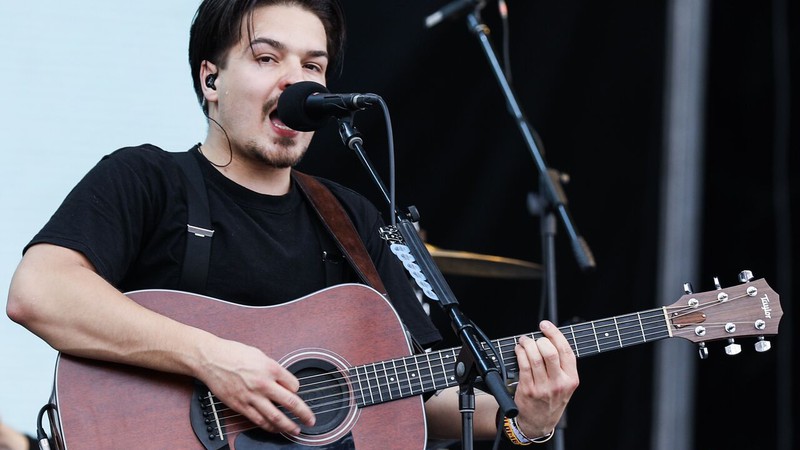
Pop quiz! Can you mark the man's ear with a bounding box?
[200,60,219,102]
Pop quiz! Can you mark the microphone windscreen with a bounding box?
[276,81,330,132]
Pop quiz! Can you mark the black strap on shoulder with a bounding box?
[173,148,214,293]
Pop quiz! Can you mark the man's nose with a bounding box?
[278,63,307,91]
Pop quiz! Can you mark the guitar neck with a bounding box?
[350,307,669,407]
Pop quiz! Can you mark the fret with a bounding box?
[612,317,623,347]
[423,352,438,390]
[438,351,449,388]
[410,354,426,395]
[593,318,622,352]
[389,359,403,399]
[568,325,579,357]
[615,312,647,347]
[479,340,502,370]
[610,310,666,347]
[399,356,417,396]
[354,365,374,406]
[501,337,520,374]
[496,338,515,369]
[640,309,671,342]
[348,367,361,406]
[381,361,395,400]
[444,349,458,387]
[570,322,599,356]
[369,363,384,403]
[636,312,647,342]
[589,321,601,352]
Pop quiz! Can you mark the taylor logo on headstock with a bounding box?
[761,295,773,319]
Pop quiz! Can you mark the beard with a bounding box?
[236,97,311,168]
[242,136,308,168]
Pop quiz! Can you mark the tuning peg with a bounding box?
[698,342,709,359]
[713,277,721,290]
[738,270,754,283]
[754,336,772,353]
[725,338,742,355]
[683,282,694,294]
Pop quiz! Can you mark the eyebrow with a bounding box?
[249,37,328,59]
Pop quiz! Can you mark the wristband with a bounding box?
[504,417,555,445]
[502,417,532,446]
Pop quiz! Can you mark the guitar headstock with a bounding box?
[666,271,782,358]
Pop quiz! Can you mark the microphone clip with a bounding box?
[336,115,363,150]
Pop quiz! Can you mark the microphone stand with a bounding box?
[458,5,597,450]
[462,9,595,272]
[336,114,518,450]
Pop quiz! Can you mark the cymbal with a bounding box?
[425,244,542,279]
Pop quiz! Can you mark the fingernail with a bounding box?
[540,320,551,330]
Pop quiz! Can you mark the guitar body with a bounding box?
[52,284,427,449]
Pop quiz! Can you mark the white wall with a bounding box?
[0,1,206,436]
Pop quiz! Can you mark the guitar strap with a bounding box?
[172,148,386,296]
[173,149,214,293]
[292,170,388,296]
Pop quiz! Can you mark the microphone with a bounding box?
[424,0,485,29]
[276,81,381,132]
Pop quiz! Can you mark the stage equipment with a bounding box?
[425,244,541,279]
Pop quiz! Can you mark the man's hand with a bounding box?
[198,339,316,436]
[511,320,579,438]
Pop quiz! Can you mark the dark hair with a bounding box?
[188,0,346,111]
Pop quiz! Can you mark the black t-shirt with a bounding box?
[26,144,441,347]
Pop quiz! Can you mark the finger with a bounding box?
[272,364,301,393]
[515,335,547,386]
[539,320,577,375]
[534,334,561,380]
[245,395,301,435]
[261,363,315,427]
[266,383,316,429]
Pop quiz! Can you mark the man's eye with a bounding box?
[258,56,275,63]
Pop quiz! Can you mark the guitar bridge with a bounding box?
[190,380,229,450]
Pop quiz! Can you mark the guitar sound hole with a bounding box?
[287,359,350,436]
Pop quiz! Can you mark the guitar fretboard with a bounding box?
[349,307,670,407]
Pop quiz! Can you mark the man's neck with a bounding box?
[198,141,293,196]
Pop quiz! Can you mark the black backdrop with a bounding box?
[297,1,797,449]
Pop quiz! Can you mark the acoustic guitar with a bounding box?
[48,275,781,449]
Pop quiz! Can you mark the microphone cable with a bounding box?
[374,97,397,227]
[200,98,233,168]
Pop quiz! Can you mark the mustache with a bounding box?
[263,97,279,118]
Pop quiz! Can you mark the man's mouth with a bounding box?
[269,110,294,131]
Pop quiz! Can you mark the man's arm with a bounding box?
[6,243,315,435]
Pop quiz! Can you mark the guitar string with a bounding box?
[201,292,754,438]
[207,295,741,424]
[205,298,729,429]
[241,290,750,403]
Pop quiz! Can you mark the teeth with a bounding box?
[272,118,293,131]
